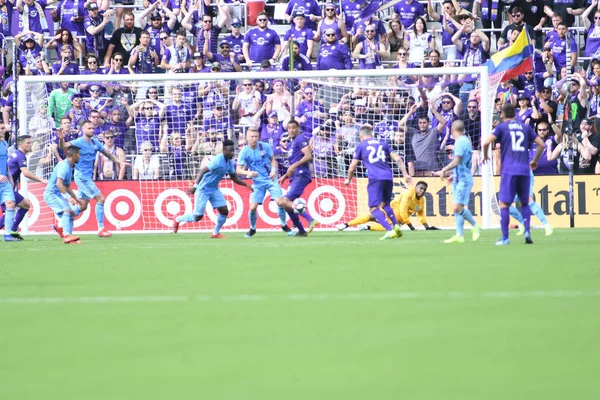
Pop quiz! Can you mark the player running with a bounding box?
[482,103,544,245]
[59,120,129,238]
[0,124,18,242]
[173,140,253,238]
[440,120,481,244]
[337,181,439,232]
[277,120,318,237]
[345,124,412,240]
[43,147,83,244]
[236,127,293,237]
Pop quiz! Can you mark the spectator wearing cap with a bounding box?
[15,31,44,70]
[295,87,327,139]
[138,3,177,58]
[223,18,245,63]
[128,30,160,74]
[260,111,285,147]
[285,0,322,31]
[203,37,242,74]
[431,92,462,150]
[189,52,209,73]
[281,40,313,74]
[515,94,534,127]
[393,0,426,30]
[532,120,559,176]
[242,11,281,68]
[84,2,113,59]
[47,82,76,127]
[316,28,353,71]
[67,93,89,130]
[546,23,577,73]
[316,3,348,44]
[16,0,55,35]
[352,24,387,69]
[132,98,165,152]
[104,11,143,67]
[160,30,191,73]
[181,8,226,56]
[103,102,134,150]
[201,101,233,140]
[233,79,261,126]
[537,85,558,122]
[94,129,127,180]
[282,11,315,59]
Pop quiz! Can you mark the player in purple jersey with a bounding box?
[277,120,318,236]
[0,135,47,239]
[483,103,544,246]
[345,124,412,240]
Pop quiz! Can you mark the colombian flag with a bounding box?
[484,29,534,82]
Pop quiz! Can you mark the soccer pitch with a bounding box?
[1,229,599,399]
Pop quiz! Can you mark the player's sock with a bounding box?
[3,209,14,234]
[509,205,524,223]
[348,214,371,227]
[61,213,73,236]
[277,206,287,226]
[249,210,257,230]
[96,203,105,230]
[214,214,227,235]
[530,201,548,225]
[372,209,392,231]
[0,214,4,230]
[176,213,197,224]
[521,203,532,235]
[382,205,398,226]
[70,204,81,217]
[299,211,313,223]
[500,207,510,241]
[287,209,305,233]
[461,208,476,227]
[11,208,28,232]
[455,211,465,236]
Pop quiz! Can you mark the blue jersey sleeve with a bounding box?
[454,137,467,157]
[264,142,274,158]
[55,162,71,182]
[228,159,235,174]
[92,137,105,153]
[207,154,223,171]
[237,147,248,166]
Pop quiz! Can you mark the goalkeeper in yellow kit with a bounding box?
[336,181,440,231]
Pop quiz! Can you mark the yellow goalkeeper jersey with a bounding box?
[390,188,427,226]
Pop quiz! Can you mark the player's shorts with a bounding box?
[285,175,312,202]
[44,193,71,217]
[452,178,473,206]
[499,174,530,205]
[75,177,101,200]
[194,188,227,217]
[0,182,15,205]
[367,179,393,208]
[513,174,535,203]
[250,180,283,204]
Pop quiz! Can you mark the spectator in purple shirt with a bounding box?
[242,11,281,68]
[223,18,245,63]
[285,0,322,31]
[160,30,191,73]
[282,11,315,59]
[84,2,113,59]
[546,23,577,72]
[15,31,44,70]
[138,5,177,59]
[531,120,559,175]
[51,45,80,77]
[181,4,226,55]
[316,28,353,71]
[393,0,426,30]
[0,0,14,38]
[261,111,284,147]
[17,0,56,35]
[583,2,600,60]
[45,28,82,61]
[53,0,86,37]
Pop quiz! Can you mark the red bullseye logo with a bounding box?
[104,189,142,228]
[153,189,192,227]
[257,187,287,226]
[307,186,346,225]
[205,188,243,227]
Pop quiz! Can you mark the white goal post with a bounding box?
[16,66,494,234]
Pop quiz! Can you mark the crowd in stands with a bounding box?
[3,0,600,181]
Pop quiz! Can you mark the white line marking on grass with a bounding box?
[1,290,599,305]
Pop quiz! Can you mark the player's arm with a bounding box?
[398,192,415,229]
[269,155,278,180]
[282,145,312,181]
[20,167,48,184]
[229,172,254,191]
[345,158,360,183]
[530,135,545,170]
[188,165,210,194]
[56,178,80,204]
[440,154,461,178]
[481,133,498,163]
[390,152,413,185]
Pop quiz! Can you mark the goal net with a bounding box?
[16,67,500,234]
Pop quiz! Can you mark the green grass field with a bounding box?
[1,229,599,399]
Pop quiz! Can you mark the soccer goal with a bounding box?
[16,66,499,234]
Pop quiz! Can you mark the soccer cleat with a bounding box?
[294,231,308,237]
[444,235,465,244]
[379,230,398,240]
[544,223,554,236]
[172,219,180,234]
[307,219,319,233]
[281,225,294,236]
[336,223,348,231]
[98,228,113,238]
[3,234,19,242]
[472,226,480,242]
[10,232,24,241]
[495,239,510,246]
[357,224,369,231]
[63,235,81,244]
[245,229,256,238]
[211,233,226,239]
[516,225,524,236]
[52,224,64,238]
[525,236,534,244]
[393,224,403,238]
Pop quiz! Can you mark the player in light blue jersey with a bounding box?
[0,124,18,242]
[439,120,481,244]
[236,127,293,238]
[173,140,253,238]
[59,120,129,238]
[43,147,83,244]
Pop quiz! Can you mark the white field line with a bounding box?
[0,290,599,305]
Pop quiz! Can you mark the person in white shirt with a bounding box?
[133,141,160,180]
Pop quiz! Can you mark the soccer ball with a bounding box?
[292,198,307,214]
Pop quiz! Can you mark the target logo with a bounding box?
[205,187,243,227]
[257,187,287,226]
[104,189,142,228]
[307,186,346,225]
[73,202,92,228]
[24,192,41,227]
[154,189,193,227]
